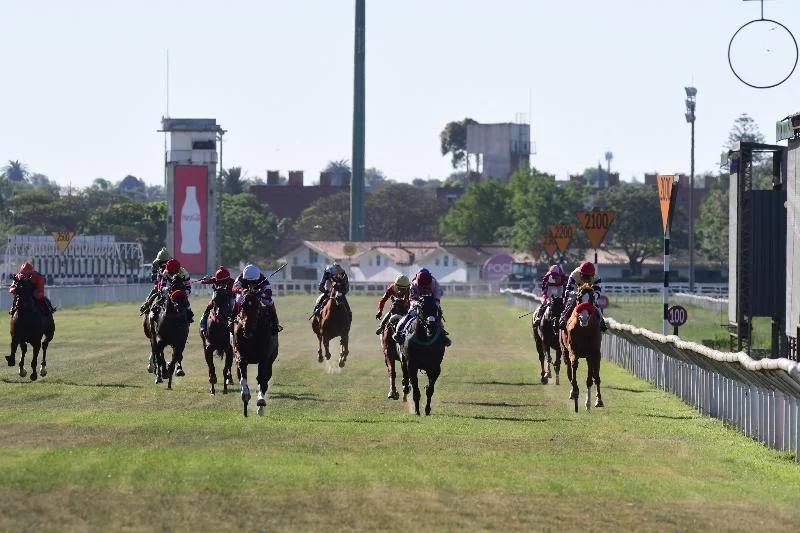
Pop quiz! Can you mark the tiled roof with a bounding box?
[249,185,348,220]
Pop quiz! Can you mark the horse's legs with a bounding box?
[40,326,54,377]
[584,358,594,411]
[316,333,324,363]
[223,345,234,394]
[238,359,250,417]
[592,355,604,408]
[204,343,217,395]
[408,364,421,416]
[255,356,272,416]
[569,358,579,401]
[338,334,349,368]
[18,342,28,378]
[534,331,546,383]
[323,335,332,361]
[7,337,19,367]
[385,348,399,400]
[29,341,41,381]
[424,366,440,416]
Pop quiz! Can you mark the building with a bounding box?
[466,122,532,182]
[249,171,351,221]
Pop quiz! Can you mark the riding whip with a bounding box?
[518,311,534,319]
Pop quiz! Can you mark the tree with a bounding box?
[365,184,446,241]
[695,175,729,265]
[219,166,245,195]
[364,167,390,190]
[721,113,766,167]
[293,192,351,240]
[220,193,284,265]
[324,159,351,173]
[84,201,167,259]
[603,183,664,276]
[440,118,478,169]
[28,173,61,195]
[412,178,443,189]
[2,160,29,182]
[439,179,512,245]
[118,175,147,201]
[91,177,113,191]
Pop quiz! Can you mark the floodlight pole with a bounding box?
[685,87,697,292]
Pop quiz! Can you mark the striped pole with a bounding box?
[664,226,670,336]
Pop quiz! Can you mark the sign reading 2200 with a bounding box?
[581,211,613,230]
[551,225,575,238]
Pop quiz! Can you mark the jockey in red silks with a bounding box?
[559,261,606,332]
[531,264,567,328]
[393,268,451,347]
[8,261,56,316]
[374,274,411,336]
[156,258,194,323]
[198,266,236,335]
[232,264,281,335]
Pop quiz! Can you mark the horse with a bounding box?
[311,282,351,367]
[398,294,446,416]
[200,288,235,395]
[380,297,411,401]
[142,289,190,390]
[233,282,279,417]
[5,277,56,381]
[532,295,564,385]
[560,283,604,412]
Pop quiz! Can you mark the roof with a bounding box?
[580,247,719,267]
[441,245,532,265]
[249,185,348,220]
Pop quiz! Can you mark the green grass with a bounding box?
[603,296,773,350]
[1,295,798,532]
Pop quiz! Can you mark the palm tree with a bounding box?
[2,160,29,182]
[324,159,351,173]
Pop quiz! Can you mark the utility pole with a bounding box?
[350,0,366,241]
[685,86,697,292]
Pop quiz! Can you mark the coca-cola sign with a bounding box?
[174,166,207,275]
[482,254,514,282]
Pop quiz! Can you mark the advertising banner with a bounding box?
[174,166,207,275]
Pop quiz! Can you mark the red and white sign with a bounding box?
[174,166,207,275]
[596,294,609,310]
[482,254,514,282]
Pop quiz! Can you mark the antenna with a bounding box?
[165,49,170,118]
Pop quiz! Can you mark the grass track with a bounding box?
[1,295,798,532]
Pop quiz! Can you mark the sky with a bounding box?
[3,0,800,188]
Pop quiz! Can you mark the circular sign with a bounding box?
[728,19,798,89]
[482,254,514,282]
[596,294,609,310]
[342,243,358,257]
[667,305,688,327]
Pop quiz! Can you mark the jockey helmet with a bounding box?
[395,275,411,289]
[19,261,34,274]
[578,261,596,277]
[165,258,181,275]
[418,268,430,275]
[326,263,344,276]
[215,266,231,281]
[417,270,433,287]
[155,247,170,263]
[243,264,261,281]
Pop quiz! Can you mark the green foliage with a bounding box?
[293,192,351,240]
[219,166,245,195]
[365,183,446,241]
[603,182,664,275]
[696,175,729,264]
[439,179,512,245]
[220,193,284,266]
[364,167,391,190]
[1,159,29,182]
[439,118,478,169]
[84,201,167,259]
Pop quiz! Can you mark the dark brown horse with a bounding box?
[560,283,603,412]
[5,277,56,381]
[380,298,410,401]
[143,289,190,390]
[311,282,351,367]
[398,294,446,416]
[200,288,235,395]
[233,283,279,417]
[532,295,564,385]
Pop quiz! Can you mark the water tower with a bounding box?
[158,117,225,276]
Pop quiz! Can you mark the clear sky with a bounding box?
[3,0,800,188]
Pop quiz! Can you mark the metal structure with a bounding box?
[2,235,144,284]
[726,142,787,357]
[685,86,697,292]
[779,112,800,360]
[350,0,366,241]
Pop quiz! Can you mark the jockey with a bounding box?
[375,274,411,335]
[393,268,451,347]
[156,258,194,323]
[139,247,172,314]
[8,261,56,317]
[311,262,351,320]
[558,261,606,332]
[197,266,236,336]
[531,264,567,328]
[232,264,281,335]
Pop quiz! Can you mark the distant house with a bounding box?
[249,171,350,221]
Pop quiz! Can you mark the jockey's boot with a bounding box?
[376,313,390,335]
[37,300,51,317]
[45,297,56,314]
[228,316,236,333]
[443,334,452,347]
[199,309,210,335]
[531,304,545,328]
[269,307,282,335]
[393,330,405,345]
[140,291,157,315]
[600,316,608,332]
[185,306,195,324]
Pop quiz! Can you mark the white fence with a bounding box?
[504,289,800,462]
[672,292,729,312]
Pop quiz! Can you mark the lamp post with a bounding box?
[684,86,696,293]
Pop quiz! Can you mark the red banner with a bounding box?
[174,166,207,275]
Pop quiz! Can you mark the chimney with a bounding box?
[288,170,304,187]
[569,174,584,183]
[644,173,658,186]
[267,170,280,185]
[342,172,351,188]
[320,171,331,187]
[607,173,620,187]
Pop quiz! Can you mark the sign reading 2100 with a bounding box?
[580,211,613,230]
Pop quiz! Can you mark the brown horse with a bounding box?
[398,294,446,416]
[233,283,279,417]
[380,298,411,401]
[532,295,564,385]
[311,283,351,367]
[143,289,190,390]
[5,277,56,381]
[200,288,235,395]
[560,283,603,412]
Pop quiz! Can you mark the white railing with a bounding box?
[504,289,800,462]
[673,292,729,312]
[602,282,727,297]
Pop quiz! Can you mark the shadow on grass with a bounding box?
[603,386,654,394]
[640,413,698,420]
[1,378,144,388]
[443,400,532,408]
[466,380,531,387]
[269,392,325,402]
[453,414,556,423]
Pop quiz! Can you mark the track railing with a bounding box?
[504,289,800,462]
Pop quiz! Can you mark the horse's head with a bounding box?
[573,301,596,328]
[212,288,231,317]
[328,283,344,307]
[576,282,596,305]
[9,275,37,316]
[414,294,440,338]
[239,288,269,337]
[167,290,189,315]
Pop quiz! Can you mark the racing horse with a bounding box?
[380,297,411,401]
[533,295,564,385]
[311,281,351,367]
[560,282,604,412]
[5,276,56,381]
[143,289,190,390]
[233,279,279,417]
[200,288,235,395]
[398,294,446,416]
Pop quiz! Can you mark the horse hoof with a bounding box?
[318,355,323,363]
[225,377,233,386]
[155,376,163,384]
[19,367,27,378]
[595,399,604,408]
[338,359,345,368]
[39,366,47,377]
[555,376,560,386]
[176,367,185,377]
[5,355,14,367]
[30,372,38,382]
[257,405,265,417]
[388,391,399,400]
[425,407,431,416]
[540,376,548,385]
[146,363,154,374]
[325,353,331,360]
[569,391,578,400]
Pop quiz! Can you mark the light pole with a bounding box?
[684,86,696,293]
